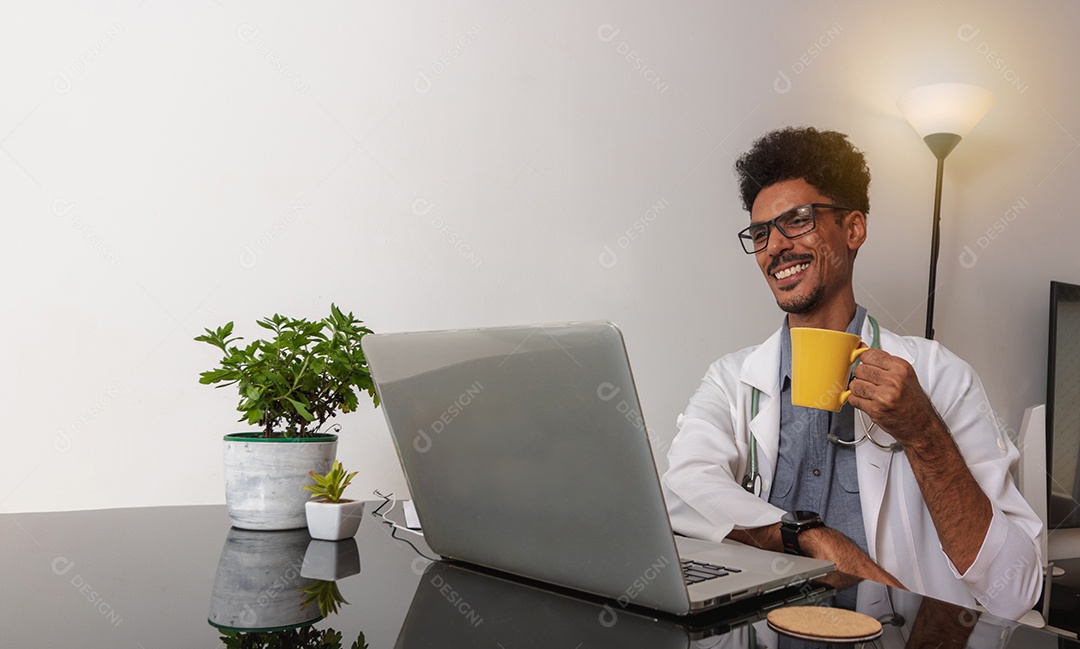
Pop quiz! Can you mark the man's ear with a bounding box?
[847,210,867,252]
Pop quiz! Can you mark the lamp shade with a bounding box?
[897,83,995,139]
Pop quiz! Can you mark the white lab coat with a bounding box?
[661,318,1044,620]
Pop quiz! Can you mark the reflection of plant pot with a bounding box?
[301,538,361,581]
[223,433,337,530]
[305,499,364,541]
[208,527,322,632]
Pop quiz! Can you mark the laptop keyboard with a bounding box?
[681,559,741,584]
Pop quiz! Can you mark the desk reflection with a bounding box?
[393,560,1059,649]
[394,560,830,648]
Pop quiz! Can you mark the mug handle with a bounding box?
[839,346,870,405]
[849,346,870,364]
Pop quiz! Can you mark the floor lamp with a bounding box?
[897,83,995,340]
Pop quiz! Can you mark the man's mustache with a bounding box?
[766,253,813,276]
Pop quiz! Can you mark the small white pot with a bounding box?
[305,499,365,541]
[301,538,361,581]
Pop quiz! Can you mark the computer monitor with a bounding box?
[1047,280,1080,531]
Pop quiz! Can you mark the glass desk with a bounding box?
[1,502,1075,648]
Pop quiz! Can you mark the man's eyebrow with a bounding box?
[750,206,792,223]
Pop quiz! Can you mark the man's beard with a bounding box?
[776,282,824,315]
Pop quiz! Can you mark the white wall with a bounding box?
[2,0,1077,513]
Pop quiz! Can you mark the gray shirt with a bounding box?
[768,306,869,553]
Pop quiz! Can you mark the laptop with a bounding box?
[362,321,834,616]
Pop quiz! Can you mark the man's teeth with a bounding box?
[774,262,809,280]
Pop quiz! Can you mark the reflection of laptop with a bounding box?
[396,561,834,647]
[363,322,833,616]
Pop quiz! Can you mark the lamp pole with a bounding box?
[922,133,961,341]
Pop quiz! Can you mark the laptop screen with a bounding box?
[363,322,689,611]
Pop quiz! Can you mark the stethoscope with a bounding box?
[741,315,902,496]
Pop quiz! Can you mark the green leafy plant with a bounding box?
[299,579,350,618]
[304,461,357,503]
[219,627,368,649]
[196,304,378,438]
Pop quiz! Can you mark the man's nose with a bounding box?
[765,224,794,255]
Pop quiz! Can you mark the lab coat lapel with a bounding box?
[855,316,908,559]
[742,327,783,492]
[856,431,896,559]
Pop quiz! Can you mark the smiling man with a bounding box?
[661,126,1043,620]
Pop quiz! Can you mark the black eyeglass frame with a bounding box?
[737,203,854,254]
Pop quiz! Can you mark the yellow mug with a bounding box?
[790,327,868,412]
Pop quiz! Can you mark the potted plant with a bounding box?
[304,461,365,541]
[197,304,378,530]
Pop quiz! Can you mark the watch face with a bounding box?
[783,511,821,526]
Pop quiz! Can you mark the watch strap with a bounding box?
[780,512,823,556]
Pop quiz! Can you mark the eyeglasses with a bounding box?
[737,203,853,254]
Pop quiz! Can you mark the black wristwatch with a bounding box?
[780,510,824,556]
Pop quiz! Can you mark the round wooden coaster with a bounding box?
[767,605,883,642]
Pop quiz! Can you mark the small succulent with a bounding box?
[299,579,350,618]
[303,461,357,503]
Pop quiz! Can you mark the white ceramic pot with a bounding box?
[207,527,322,631]
[223,433,338,531]
[301,538,361,581]
[305,500,365,541]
